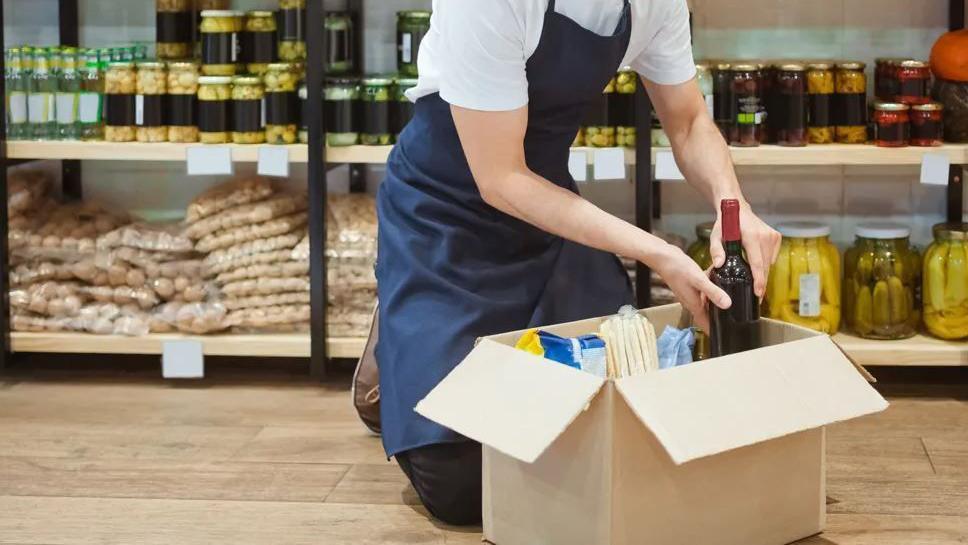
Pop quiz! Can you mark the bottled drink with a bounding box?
[5,48,28,139]
[709,199,761,357]
[79,49,104,140]
[28,47,57,140]
[56,47,82,140]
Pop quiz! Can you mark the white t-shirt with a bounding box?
[407,0,696,111]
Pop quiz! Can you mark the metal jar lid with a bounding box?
[856,222,911,240]
[874,102,910,112]
[777,222,832,239]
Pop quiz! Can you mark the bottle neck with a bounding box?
[724,239,743,256]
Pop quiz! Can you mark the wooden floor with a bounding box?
[0,359,965,545]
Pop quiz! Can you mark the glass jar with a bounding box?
[359,76,393,145]
[873,102,910,148]
[585,77,616,147]
[924,223,968,340]
[200,10,242,76]
[195,0,229,56]
[167,61,199,142]
[156,0,192,60]
[243,10,277,75]
[712,62,733,141]
[730,63,763,147]
[572,129,585,147]
[79,49,103,141]
[835,61,868,144]
[324,77,359,146]
[896,60,932,105]
[759,62,777,144]
[197,75,231,144]
[298,83,308,144]
[766,222,841,334]
[614,68,637,148]
[874,58,901,101]
[775,63,807,146]
[104,61,136,142]
[135,61,167,142]
[264,63,298,145]
[391,76,417,140]
[325,12,354,75]
[686,221,714,270]
[278,0,307,62]
[807,62,835,144]
[232,76,265,144]
[397,11,431,77]
[911,102,944,147]
[844,224,920,340]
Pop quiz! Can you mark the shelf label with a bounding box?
[568,150,587,182]
[655,150,686,181]
[186,146,233,176]
[593,148,626,180]
[162,340,204,379]
[920,153,951,186]
[258,146,290,178]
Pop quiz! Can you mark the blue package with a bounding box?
[657,326,696,370]
[537,331,608,377]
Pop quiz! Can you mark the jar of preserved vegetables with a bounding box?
[278,0,307,62]
[359,76,393,145]
[197,75,231,144]
[298,83,308,144]
[104,61,136,142]
[614,69,636,148]
[844,224,920,340]
[167,61,199,142]
[324,77,359,146]
[730,63,763,147]
[156,0,191,60]
[712,62,733,141]
[135,61,167,142]
[807,62,835,144]
[325,12,354,75]
[766,222,841,334]
[924,223,968,340]
[391,76,417,140]
[195,0,229,55]
[232,76,265,144]
[775,63,807,146]
[835,61,867,144]
[896,60,931,105]
[759,62,777,144]
[242,10,277,75]
[686,221,714,270]
[911,102,943,147]
[264,63,298,144]
[873,102,910,147]
[200,10,242,76]
[397,11,430,77]
[874,58,901,101]
[585,77,616,147]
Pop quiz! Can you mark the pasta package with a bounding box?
[599,306,659,379]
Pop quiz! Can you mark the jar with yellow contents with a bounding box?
[200,10,243,76]
[766,223,841,333]
[135,61,167,142]
[242,10,277,75]
[232,76,265,144]
[686,221,714,270]
[807,62,835,144]
[197,76,231,144]
[614,69,637,148]
[923,223,968,340]
[584,77,615,147]
[167,61,199,142]
[104,62,137,142]
[279,0,307,61]
[264,63,299,144]
[156,0,191,60]
[835,61,868,144]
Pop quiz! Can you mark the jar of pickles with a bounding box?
[325,12,355,75]
[835,61,867,144]
[873,102,910,147]
[278,0,307,62]
[397,11,430,77]
[264,63,298,145]
[200,10,242,76]
[844,224,920,340]
[712,62,733,141]
[359,76,393,146]
[324,77,359,146]
[585,77,615,147]
[167,61,199,142]
[911,102,943,147]
[614,69,637,148]
[198,75,231,144]
[896,60,931,105]
[766,223,841,334]
[775,63,807,146]
[232,76,265,144]
[242,10,277,75]
[730,63,763,147]
[135,61,167,142]
[392,77,417,140]
[156,0,191,60]
[924,223,968,340]
[686,221,714,270]
[807,62,835,144]
[104,62,136,142]
[298,83,308,144]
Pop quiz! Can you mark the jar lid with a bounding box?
[362,75,394,86]
[198,75,232,84]
[933,222,968,240]
[836,61,866,70]
[396,77,419,87]
[247,10,274,17]
[731,63,758,71]
[806,62,834,70]
[856,222,911,240]
[267,62,294,71]
[695,61,711,70]
[232,75,262,85]
[107,61,134,68]
[136,61,165,69]
[779,63,806,72]
[714,62,731,70]
[899,60,929,69]
[398,10,431,18]
[168,61,198,69]
[913,102,944,112]
[874,101,910,111]
[326,76,359,85]
[695,221,715,239]
[201,10,243,17]
[777,222,831,238]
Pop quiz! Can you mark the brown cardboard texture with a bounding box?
[415,304,889,545]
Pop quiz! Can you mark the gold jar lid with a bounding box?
[913,102,944,112]
[779,63,807,72]
[267,62,294,72]
[806,62,834,71]
[201,10,243,17]
[714,61,731,71]
[933,223,968,240]
[136,61,165,69]
[836,61,866,70]
[731,63,758,72]
[247,10,274,17]
[874,102,910,112]
[168,61,199,69]
[232,75,262,86]
[198,75,232,85]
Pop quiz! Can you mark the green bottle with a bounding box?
[5,48,28,139]
[56,46,81,140]
[28,47,57,140]
[79,48,104,141]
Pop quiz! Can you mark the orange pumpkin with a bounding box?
[931,30,968,82]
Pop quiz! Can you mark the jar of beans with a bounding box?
[278,0,307,62]
[104,61,136,142]
[775,63,807,147]
[243,10,277,75]
[873,102,910,148]
[135,61,167,142]
[264,63,299,144]
[167,61,199,142]
[198,75,231,144]
[835,62,868,144]
[896,60,931,105]
[807,62,835,144]
[910,102,943,147]
[155,0,191,60]
[232,76,265,144]
[200,10,243,76]
[730,63,763,147]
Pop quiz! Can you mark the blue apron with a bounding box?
[376,0,634,457]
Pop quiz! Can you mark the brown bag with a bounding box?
[352,304,381,435]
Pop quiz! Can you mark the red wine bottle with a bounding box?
[709,199,760,357]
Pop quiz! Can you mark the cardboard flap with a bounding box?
[415,339,606,464]
[615,335,888,465]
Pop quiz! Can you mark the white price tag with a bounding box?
[705,94,714,119]
[162,340,204,379]
[798,273,821,318]
[186,146,233,176]
[402,33,413,63]
[258,146,290,177]
[593,148,626,180]
[79,93,100,123]
[28,93,53,123]
[920,153,951,186]
[655,150,685,181]
[568,150,588,182]
[8,92,27,123]
[135,94,145,126]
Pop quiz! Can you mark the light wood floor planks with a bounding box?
[0,362,965,545]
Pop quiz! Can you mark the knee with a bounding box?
[418,476,481,526]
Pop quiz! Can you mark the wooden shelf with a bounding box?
[833,333,968,367]
[652,144,968,166]
[6,141,309,163]
[10,332,366,359]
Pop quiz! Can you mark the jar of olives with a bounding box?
[775,63,807,146]
[614,69,637,148]
[807,62,835,144]
[844,224,921,340]
[397,11,430,77]
[324,77,359,146]
[135,61,167,142]
[360,76,393,146]
[278,0,307,62]
[712,62,733,141]
[766,223,841,334]
[232,76,265,144]
[835,61,868,144]
[924,223,968,340]
[156,0,191,60]
[730,63,763,147]
[243,10,277,75]
[104,62,137,142]
[585,77,616,147]
[325,13,355,75]
[264,63,299,145]
[391,77,417,140]
[198,75,231,144]
[298,84,308,144]
[686,221,714,270]
[200,10,243,76]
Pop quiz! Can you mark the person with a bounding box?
[355,0,781,526]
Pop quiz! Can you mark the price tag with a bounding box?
[920,153,951,186]
[162,340,204,379]
[798,274,821,318]
[568,150,588,182]
[655,150,686,181]
[593,148,626,180]
[186,146,233,176]
[258,146,290,177]
[135,94,145,126]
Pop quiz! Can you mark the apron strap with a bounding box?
[547,0,556,14]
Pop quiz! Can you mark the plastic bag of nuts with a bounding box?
[98,222,194,253]
[186,177,274,223]
[215,260,310,284]
[8,170,50,215]
[10,282,86,318]
[223,291,311,311]
[77,284,160,311]
[195,212,308,253]
[225,304,311,328]
[204,248,295,276]
[12,313,71,333]
[221,276,310,297]
[150,301,228,334]
[184,192,308,240]
[149,277,210,302]
[10,261,75,286]
[202,233,303,270]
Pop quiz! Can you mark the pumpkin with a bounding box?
[931,30,968,82]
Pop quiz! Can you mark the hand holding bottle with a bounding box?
[709,199,782,298]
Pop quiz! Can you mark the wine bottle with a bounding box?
[710,199,760,357]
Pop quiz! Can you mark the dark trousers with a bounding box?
[395,441,482,526]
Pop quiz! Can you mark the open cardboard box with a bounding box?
[416,304,889,545]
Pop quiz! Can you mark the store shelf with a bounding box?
[10,332,366,359]
[652,144,968,166]
[5,141,309,163]
[833,333,968,367]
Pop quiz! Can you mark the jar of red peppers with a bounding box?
[730,63,763,147]
[873,102,910,147]
[712,62,733,141]
[874,58,902,101]
[896,60,932,105]
[776,63,807,146]
[910,102,944,147]
[758,62,776,144]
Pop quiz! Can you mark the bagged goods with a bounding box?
[185,177,274,223]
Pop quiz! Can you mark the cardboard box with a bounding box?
[416,305,889,545]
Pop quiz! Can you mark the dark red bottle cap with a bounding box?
[721,199,741,242]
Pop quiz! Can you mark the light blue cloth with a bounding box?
[657,326,696,370]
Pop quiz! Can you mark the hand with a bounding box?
[710,201,782,298]
[653,244,731,332]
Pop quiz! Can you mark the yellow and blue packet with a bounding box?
[515,329,608,378]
